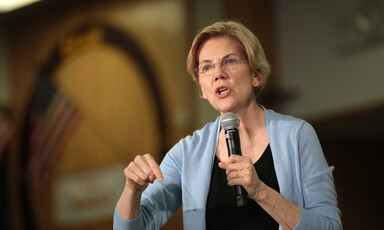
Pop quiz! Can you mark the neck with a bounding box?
[239,105,265,137]
[221,103,266,139]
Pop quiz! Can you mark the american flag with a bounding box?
[27,72,80,184]
[0,111,14,161]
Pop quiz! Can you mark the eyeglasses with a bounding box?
[194,55,247,76]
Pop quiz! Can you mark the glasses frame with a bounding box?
[194,56,247,76]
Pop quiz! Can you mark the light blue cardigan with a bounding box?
[114,108,342,229]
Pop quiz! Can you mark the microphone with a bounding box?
[221,112,248,208]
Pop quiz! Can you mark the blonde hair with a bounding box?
[186,20,271,94]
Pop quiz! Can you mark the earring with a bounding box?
[253,78,259,87]
[253,71,263,87]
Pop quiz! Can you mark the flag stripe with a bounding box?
[26,71,80,185]
[38,96,79,181]
[31,94,72,171]
[27,90,79,186]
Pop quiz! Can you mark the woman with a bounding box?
[114,21,342,230]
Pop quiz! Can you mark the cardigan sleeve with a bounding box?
[113,144,183,230]
[294,122,342,230]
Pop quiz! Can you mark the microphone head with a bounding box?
[221,112,240,130]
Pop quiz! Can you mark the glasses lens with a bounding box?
[222,57,240,71]
[197,56,244,76]
[199,63,213,76]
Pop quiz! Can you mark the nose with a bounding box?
[213,64,227,81]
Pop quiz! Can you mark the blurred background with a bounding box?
[0,0,383,229]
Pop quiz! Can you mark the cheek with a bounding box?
[199,83,208,97]
[237,76,257,96]
[241,74,255,88]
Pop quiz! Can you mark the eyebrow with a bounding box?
[198,53,239,65]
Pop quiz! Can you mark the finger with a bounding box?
[226,156,252,171]
[226,161,243,173]
[227,154,243,164]
[229,167,247,178]
[225,155,242,172]
[127,161,150,182]
[143,154,164,182]
[225,158,253,178]
[148,172,157,183]
[228,154,253,163]
[134,155,155,178]
[218,161,226,169]
[125,166,149,186]
[227,169,238,180]
[227,169,249,184]
[227,177,244,187]
[227,169,255,189]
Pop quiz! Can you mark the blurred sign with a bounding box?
[54,164,124,225]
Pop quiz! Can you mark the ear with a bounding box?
[252,71,263,88]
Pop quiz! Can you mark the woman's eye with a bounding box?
[224,58,236,65]
[202,65,212,72]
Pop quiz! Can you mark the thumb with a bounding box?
[218,161,227,169]
[149,173,157,183]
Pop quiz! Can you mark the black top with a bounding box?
[206,144,280,230]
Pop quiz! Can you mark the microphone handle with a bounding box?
[225,129,248,208]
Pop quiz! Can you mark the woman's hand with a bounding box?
[124,153,164,193]
[118,154,164,220]
[219,154,301,229]
[218,154,264,200]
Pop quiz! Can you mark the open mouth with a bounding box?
[218,87,228,94]
[216,86,230,97]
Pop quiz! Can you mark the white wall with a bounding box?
[275,0,384,120]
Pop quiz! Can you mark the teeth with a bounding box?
[218,88,227,94]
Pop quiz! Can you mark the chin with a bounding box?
[216,106,238,115]
[210,99,239,114]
